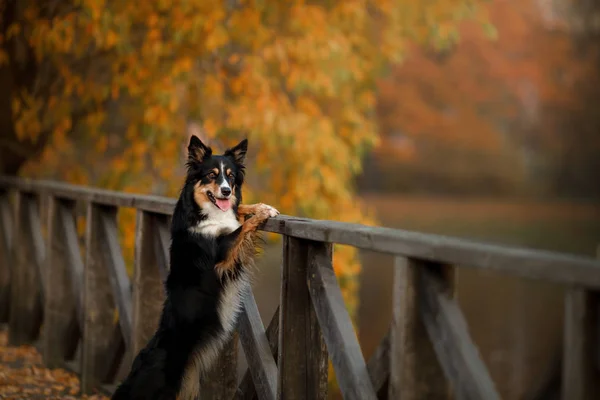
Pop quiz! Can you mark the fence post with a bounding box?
[132,211,166,356]
[389,257,453,400]
[561,246,599,400]
[81,203,118,393]
[43,197,80,367]
[277,236,328,400]
[8,192,44,345]
[0,190,12,323]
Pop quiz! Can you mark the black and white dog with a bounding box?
[112,136,278,400]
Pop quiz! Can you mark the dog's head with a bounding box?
[185,135,247,214]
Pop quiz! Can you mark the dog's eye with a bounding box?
[207,172,217,179]
[227,172,234,179]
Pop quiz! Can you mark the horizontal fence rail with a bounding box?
[0,175,599,400]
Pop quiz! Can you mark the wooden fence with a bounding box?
[0,175,599,399]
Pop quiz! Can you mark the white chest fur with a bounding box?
[189,203,240,237]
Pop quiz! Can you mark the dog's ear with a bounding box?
[188,135,212,164]
[224,139,248,166]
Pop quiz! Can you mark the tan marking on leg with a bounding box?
[215,207,273,278]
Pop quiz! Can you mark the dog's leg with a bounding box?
[216,204,278,277]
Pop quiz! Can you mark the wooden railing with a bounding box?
[0,175,599,399]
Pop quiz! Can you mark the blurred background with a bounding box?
[1,0,599,398]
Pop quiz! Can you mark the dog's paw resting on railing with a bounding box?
[112,136,278,400]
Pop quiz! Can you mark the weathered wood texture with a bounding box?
[389,257,449,400]
[100,211,133,346]
[307,241,375,400]
[81,204,121,393]
[562,288,595,400]
[132,210,167,356]
[0,190,13,322]
[418,262,499,400]
[278,237,328,400]
[2,177,600,400]
[239,292,277,400]
[2,176,600,288]
[262,218,600,289]
[237,307,280,400]
[366,331,390,398]
[43,197,81,367]
[0,176,177,215]
[200,333,239,399]
[8,192,44,345]
[562,247,600,400]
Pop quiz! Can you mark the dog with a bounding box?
[112,135,279,400]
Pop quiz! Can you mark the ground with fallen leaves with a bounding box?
[0,327,108,400]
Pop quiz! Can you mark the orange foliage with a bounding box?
[374,0,596,195]
[5,0,490,314]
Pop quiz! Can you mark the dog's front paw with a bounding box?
[256,203,279,218]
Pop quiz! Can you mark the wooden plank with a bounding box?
[262,217,600,289]
[8,192,43,345]
[562,288,594,400]
[417,261,500,400]
[366,331,390,398]
[237,307,279,400]
[81,203,119,394]
[0,191,12,249]
[43,197,81,368]
[389,257,449,400]
[153,214,171,282]
[0,191,13,322]
[101,323,126,384]
[239,292,277,400]
[99,210,133,347]
[3,176,600,288]
[562,247,598,400]
[0,175,176,215]
[59,203,85,325]
[132,210,166,356]
[278,237,329,400]
[25,195,47,296]
[306,240,374,400]
[200,332,239,399]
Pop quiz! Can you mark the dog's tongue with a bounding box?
[215,198,231,212]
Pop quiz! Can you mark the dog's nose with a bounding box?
[221,187,231,197]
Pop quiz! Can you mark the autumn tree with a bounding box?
[370,0,600,197]
[0,0,490,313]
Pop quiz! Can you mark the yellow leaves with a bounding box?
[296,97,321,117]
[148,13,160,28]
[105,30,119,48]
[202,119,218,137]
[6,23,21,39]
[96,136,108,153]
[84,0,106,22]
[13,93,43,141]
[11,0,490,337]
[202,75,224,99]
[205,25,228,52]
[53,118,72,149]
[147,28,161,43]
[171,56,194,78]
[143,105,167,127]
[131,141,148,157]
